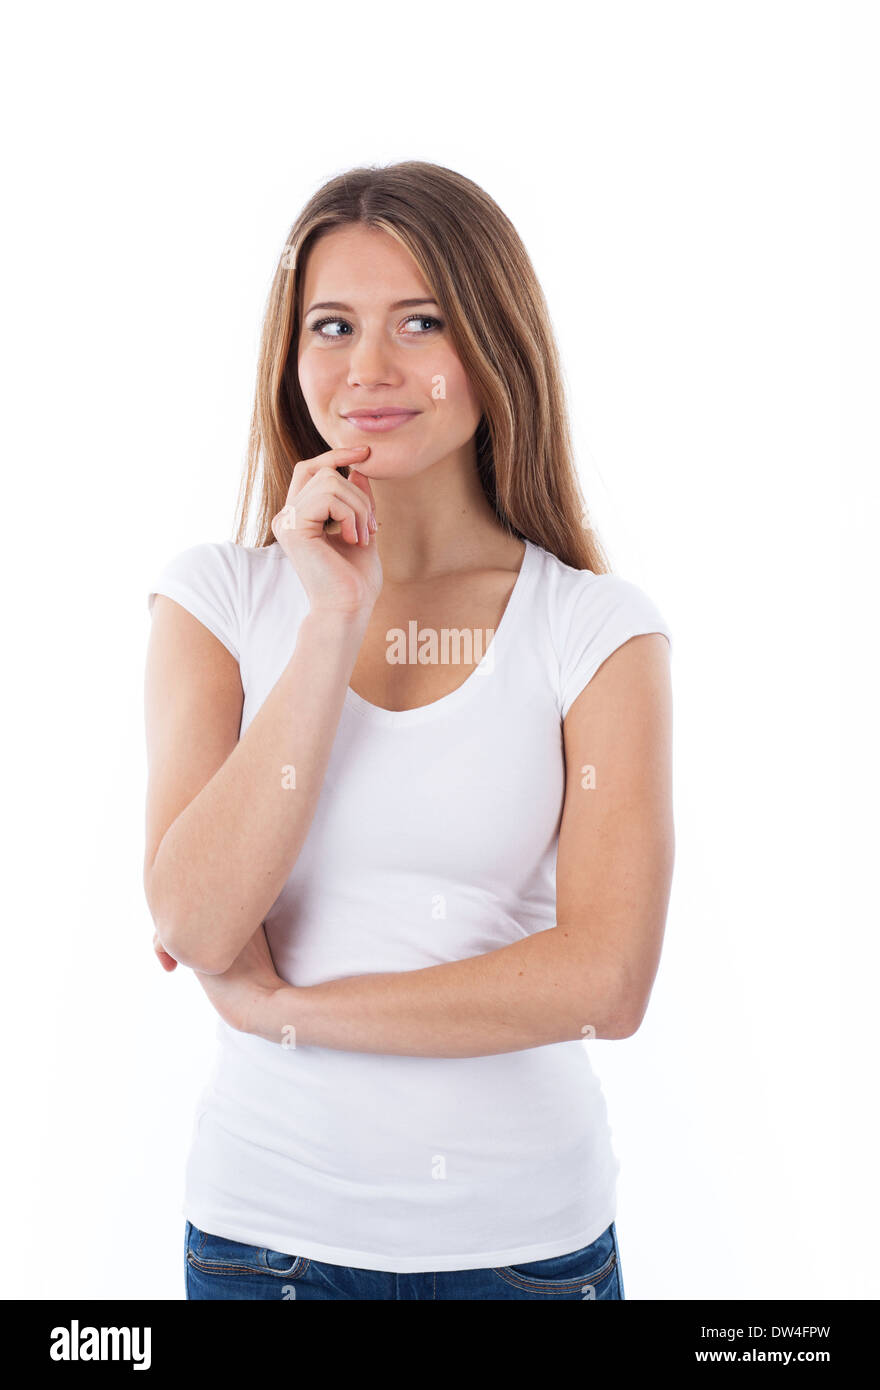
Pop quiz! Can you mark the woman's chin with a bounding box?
[339,443,433,479]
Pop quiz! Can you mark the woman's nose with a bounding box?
[346,331,401,387]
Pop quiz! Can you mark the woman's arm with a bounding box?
[144,602,370,974]
[241,632,674,1058]
[145,452,378,976]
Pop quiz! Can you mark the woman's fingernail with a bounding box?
[368,513,377,532]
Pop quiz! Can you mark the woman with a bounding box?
[144,160,674,1301]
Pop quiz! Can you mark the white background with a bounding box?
[1,0,874,1300]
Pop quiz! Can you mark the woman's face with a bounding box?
[296,224,482,478]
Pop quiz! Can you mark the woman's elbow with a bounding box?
[148,901,233,975]
[162,925,232,975]
[145,864,232,975]
[611,976,657,1039]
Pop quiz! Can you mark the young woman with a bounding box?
[144,160,674,1302]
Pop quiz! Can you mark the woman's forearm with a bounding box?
[247,926,636,1058]
[151,608,370,974]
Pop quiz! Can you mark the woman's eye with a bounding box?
[309,317,352,339]
[402,315,443,334]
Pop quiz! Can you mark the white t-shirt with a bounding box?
[147,536,672,1273]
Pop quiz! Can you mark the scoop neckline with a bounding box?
[343,539,536,728]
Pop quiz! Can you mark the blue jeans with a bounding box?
[184,1218,624,1300]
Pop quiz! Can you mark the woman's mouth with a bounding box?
[341,410,420,434]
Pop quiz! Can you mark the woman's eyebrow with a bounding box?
[304,297,439,314]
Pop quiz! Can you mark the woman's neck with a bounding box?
[366,446,520,583]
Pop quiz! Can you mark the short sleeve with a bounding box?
[559,573,672,720]
[147,540,241,662]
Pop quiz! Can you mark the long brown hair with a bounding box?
[233,160,609,573]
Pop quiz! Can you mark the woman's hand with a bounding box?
[192,924,285,1034]
[271,446,382,617]
[152,930,178,972]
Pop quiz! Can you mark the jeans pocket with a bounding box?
[186,1223,310,1281]
[492,1222,619,1297]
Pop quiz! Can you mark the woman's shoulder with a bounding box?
[522,540,673,719]
[147,538,292,659]
[524,538,665,620]
[148,535,284,599]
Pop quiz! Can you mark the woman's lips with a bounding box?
[342,412,420,433]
